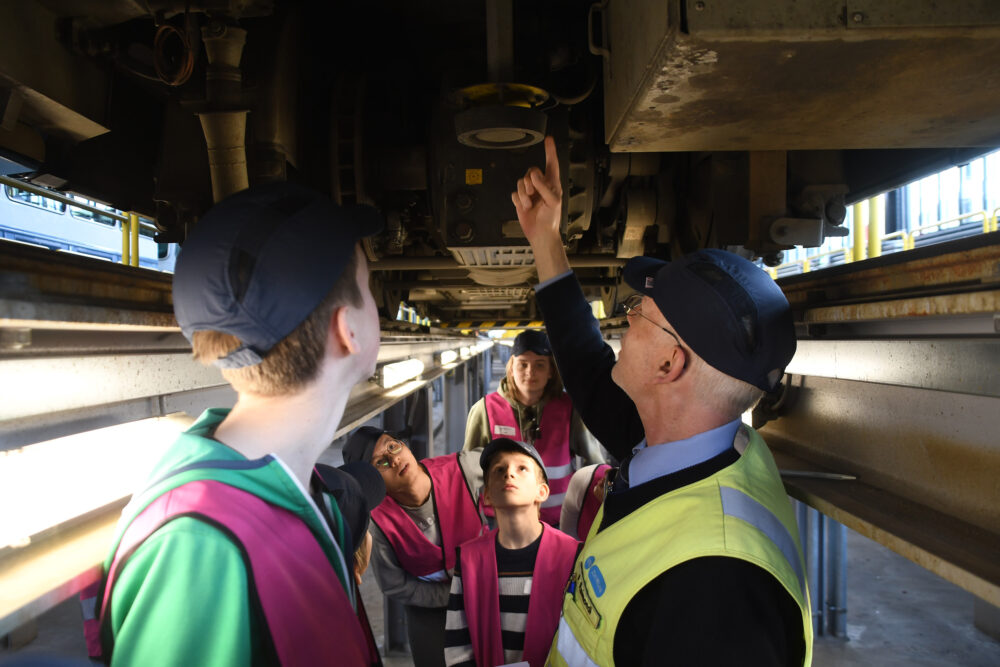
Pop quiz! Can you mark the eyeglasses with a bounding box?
[620,294,684,348]
[372,440,405,469]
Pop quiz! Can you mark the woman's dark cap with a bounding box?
[512,329,551,356]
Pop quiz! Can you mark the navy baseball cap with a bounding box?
[314,461,386,549]
[342,426,390,465]
[173,182,383,368]
[511,329,551,357]
[623,249,795,391]
[481,438,548,482]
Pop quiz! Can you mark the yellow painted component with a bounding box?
[129,213,140,267]
[465,169,483,185]
[852,202,865,262]
[120,217,130,266]
[867,197,882,260]
[457,82,549,108]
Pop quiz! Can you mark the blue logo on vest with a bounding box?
[583,556,606,597]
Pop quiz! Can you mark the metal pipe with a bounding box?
[121,216,130,265]
[370,255,628,271]
[197,24,249,203]
[825,515,848,637]
[868,196,883,259]
[806,507,825,636]
[128,212,139,267]
[852,202,865,262]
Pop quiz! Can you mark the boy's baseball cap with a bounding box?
[343,426,391,465]
[480,438,548,482]
[172,181,383,369]
[511,329,551,356]
[623,249,796,392]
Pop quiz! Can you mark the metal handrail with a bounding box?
[0,175,127,223]
[908,210,987,240]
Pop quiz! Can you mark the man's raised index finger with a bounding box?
[544,136,560,183]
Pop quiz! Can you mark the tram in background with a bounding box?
[0,184,177,272]
[772,149,1000,276]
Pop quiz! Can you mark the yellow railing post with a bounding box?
[868,196,882,259]
[121,217,130,265]
[129,212,140,267]
[852,202,865,262]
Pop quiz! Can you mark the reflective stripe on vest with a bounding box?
[577,464,611,542]
[555,617,600,667]
[720,485,806,598]
[549,426,813,667]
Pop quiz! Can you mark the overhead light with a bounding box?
[439,350,458,365]
[0,415,188,550]
[379,358,425,389]
[460,346,471,359]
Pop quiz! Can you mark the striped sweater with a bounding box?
[444,534,541,666]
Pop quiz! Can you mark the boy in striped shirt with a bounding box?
[445,438,580,667]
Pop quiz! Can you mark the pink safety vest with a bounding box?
[460,525,580,667]
[99,480,369,666]
[370,453,484,579]
[485,392,574,526]
[577,464,612,540]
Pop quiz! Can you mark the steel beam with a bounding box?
[761,236,1000,607]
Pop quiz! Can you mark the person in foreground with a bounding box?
[96,183,383,666]
[343,427,486,667]
[512,137,813,666]
[464,329,605,526]
[444,438,579,667]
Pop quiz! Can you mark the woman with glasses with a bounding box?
[342,427,486,667]
[463,329,606,527]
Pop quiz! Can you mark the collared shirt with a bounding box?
[626,418,742,488]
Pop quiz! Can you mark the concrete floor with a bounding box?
[8,523,994,665]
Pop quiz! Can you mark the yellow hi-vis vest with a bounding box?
[546,426,814,667]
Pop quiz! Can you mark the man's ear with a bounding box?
[654,345,686,384]
[329,305,359,356]
[481,486,492,508]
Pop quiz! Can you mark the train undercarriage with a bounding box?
[1,0,998,645]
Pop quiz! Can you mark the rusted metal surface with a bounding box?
[779,233,1000,309]
[760,373,1000,605]
[773,448,1000,608]
[0,241,176,330]
[604,1,1000,152]
[801,290,1000,323]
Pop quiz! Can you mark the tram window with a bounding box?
[69,201,118,227]
[4,185,67,213]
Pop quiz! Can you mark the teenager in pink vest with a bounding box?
[97,183,384,665]
[444,438,579,667]
[343,427,486,667]
[464,330,606,527]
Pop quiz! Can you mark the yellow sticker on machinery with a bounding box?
[465,169,483,185]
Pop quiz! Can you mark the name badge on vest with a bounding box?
[493,425,516,436]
